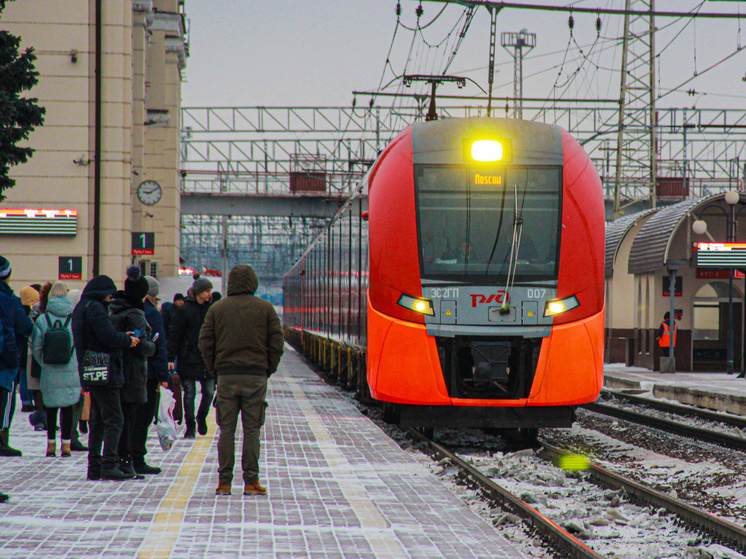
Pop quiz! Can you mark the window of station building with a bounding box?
[693,303,720,341]
[415,165,561,282]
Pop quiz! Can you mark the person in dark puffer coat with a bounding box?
[72,275,140,481]
[109,267,156,478]
[167,278,213,439]
[129,276,169,475]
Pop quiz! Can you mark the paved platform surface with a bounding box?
[604,363,746,415]
[0,346,527,559]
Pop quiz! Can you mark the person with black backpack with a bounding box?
[30,281,81,457]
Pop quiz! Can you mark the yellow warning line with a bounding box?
[137,417,216,559]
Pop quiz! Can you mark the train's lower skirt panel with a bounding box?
[396,404,576,429]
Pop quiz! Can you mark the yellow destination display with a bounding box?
[474,173,502,186]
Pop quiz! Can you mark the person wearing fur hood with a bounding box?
[109,266,156,478]
[30,282,82,457]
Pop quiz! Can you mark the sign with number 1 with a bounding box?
[132,232,155,255]
[59,256,82,280]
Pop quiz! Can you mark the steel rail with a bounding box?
[539,443,746,553]
[582,402,746,452]
[409,429,605,559]
[603,390,746,429]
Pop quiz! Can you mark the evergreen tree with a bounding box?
[0,0,45,201]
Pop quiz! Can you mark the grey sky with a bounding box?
[181,1,746,111]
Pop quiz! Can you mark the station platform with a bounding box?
[604,363,746,416]
[0,346,528,559]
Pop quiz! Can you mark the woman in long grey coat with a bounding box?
[31,282,81,457]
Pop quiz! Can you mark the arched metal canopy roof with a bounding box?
[605,209,657,278]
[627,193,734,275]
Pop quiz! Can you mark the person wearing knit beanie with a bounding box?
[124,266,149,307]
[191,277,213,299]
[145,276,159,298]
[166,274,213,439]
[0,255,12,281]
[20,286,40,307]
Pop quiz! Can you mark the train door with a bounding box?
[692,282,743,371]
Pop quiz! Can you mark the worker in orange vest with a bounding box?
[657,312,677,349]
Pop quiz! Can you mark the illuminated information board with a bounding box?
[0,208,77,235]
[696,242,746,268]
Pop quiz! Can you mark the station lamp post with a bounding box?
[692,191,744,375]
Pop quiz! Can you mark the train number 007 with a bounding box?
[526,289,546,299]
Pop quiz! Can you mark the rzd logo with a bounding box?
[470,291,509,307]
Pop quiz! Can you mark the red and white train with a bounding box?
[284,117,605,431]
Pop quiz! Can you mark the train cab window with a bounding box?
[415,165,561,281]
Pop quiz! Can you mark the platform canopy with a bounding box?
[628,193,742,275]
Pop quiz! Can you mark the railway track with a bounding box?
[582,400,746,452]
[412,430,746,558]
[601,389,746,429]
[409,429,605,559]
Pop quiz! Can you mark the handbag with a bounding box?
[81,350,110,385]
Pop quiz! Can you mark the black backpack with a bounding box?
[42,314,73,365]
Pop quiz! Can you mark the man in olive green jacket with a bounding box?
[198,264,284,496]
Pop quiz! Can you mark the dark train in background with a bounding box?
[283,117,605,433]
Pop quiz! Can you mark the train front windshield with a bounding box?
[415,165,562,282]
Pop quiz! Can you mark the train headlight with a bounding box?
[398,294,435,316]
[543,295,580,317]
[463,138,512,163]
[471,140,503,162]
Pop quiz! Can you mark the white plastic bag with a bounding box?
[156,386,178,451]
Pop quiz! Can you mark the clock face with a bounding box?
[137,180,162,206]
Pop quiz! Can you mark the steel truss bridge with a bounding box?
[180,104,746,282]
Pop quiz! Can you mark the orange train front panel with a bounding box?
[368,297,604,407]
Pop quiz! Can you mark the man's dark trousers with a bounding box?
[216,373,267,485]
[88,386,124,471]
[182,378,214,432]
[131,378,159,465]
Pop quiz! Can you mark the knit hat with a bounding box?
[67,289,82,306]
[191,277,213,297]
[20,286,40,306]
[145,275,159,297]
[124,266,149,301]
[0,255,11,280]
[173,293,185,302]
[49,281,69,299]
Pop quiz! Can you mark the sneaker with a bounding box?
[133,462,162,475]
[197,415,208,436]
[215,483,231,496]
[244,480,267,496]
[87,470,101,481]
[184,430,196,439]
[0,492,8,503]
[79,420,88,434]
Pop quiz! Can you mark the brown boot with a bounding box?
[46,441,56,457]
[61,441,71,457]
[215,483,231,496]
[244,480,266,496]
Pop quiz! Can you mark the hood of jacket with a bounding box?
[109,291,142,315]
[81,275,118,302]
[228,265,258,296]
[46,296,74,318]
[0,280,13,297]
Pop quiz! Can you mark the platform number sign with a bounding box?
[132,232,155,255]
[59,256,82,280]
